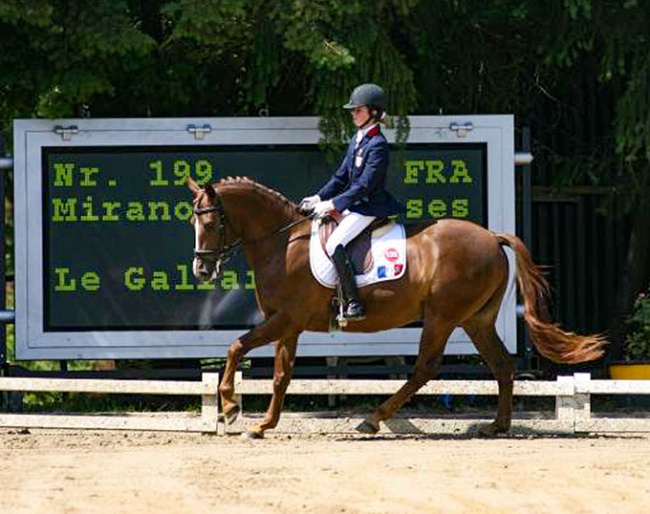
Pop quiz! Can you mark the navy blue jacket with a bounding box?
[317,126,404,217]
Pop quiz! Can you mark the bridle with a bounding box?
[193,192,242,269]
[193,188,314,274]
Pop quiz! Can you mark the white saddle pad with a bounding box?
[309,219,407,289]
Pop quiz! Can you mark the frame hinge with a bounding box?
[53,125,79,141]
[449,122,474,138]
[187,124,212,140]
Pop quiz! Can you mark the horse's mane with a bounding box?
[215,176,299,219]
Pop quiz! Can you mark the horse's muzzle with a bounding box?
[193,257,221,283]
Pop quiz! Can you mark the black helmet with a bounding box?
[343,83,387,113]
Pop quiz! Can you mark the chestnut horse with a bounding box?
[188,176,605,438]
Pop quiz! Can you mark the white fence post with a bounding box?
[234,371,243,412]
[554,375,576,431]
[573,373,592,431]
[200,372,220,433]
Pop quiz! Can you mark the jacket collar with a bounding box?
[355,123,381,146]
[365,124,381,138]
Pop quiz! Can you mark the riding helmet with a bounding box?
[343,83,387,114]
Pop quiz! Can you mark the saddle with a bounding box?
[319,215,392,275]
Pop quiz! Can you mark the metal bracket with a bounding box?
[187,124,212,140]
[53,125,79,141]
[0,310,15,322]
[0,157,13,170]
[515,152,534,165]
[449,122,474,137]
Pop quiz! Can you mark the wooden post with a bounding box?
[573,373,592,433]
[554,375,576,432]
[234,371,243,414]
[326,357,339,407]
[200,373,220,433]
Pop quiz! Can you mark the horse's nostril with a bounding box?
[193,259,211,281]
[197,270,211,282]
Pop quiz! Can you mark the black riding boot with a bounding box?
[331,245,366,321]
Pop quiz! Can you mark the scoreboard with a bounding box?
[14,116,515,359]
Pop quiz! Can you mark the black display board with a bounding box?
[43,143,486,332]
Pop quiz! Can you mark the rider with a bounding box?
[299,83,404,321]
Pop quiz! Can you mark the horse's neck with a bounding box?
[223,185,295,237]
[220,183,298,271]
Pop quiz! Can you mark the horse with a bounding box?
[188,176,606,438]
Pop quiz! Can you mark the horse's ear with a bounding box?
[187,176,201,196]
[203,183,217,199]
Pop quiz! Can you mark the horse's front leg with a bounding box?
[243,334,299,439]
[219,313,293,425]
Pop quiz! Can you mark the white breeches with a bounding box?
[325,210,376,256]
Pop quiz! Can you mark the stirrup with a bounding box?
[343,301,366,321]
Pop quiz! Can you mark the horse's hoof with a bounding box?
[478,422,509,438]
[241,429,264,440]
[223,405,241,425]
[355,420,379,434]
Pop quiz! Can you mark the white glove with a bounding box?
[313,200,336,217]
[298,194,320,213]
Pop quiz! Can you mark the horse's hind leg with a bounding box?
[356,312,454,434]
[463,320,515,436]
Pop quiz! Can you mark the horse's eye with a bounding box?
[204,221,216,231]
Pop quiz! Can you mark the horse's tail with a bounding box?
[496,233,607,364]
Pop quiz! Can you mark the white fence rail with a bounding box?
[0,373,219,432]
[1,372,649,434]
[230,372,650,435]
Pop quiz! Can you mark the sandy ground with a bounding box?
[1,428,650,514]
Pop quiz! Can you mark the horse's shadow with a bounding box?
[362,418,575,440]
[331,425,618,442]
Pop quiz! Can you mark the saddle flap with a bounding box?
[319,217,392,275]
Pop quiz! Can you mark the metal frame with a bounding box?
[14,116,515,360]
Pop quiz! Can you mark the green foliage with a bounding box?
[536,1,649,204]
[2,0,645,170]
[624,290,650,361]
[0,1,645,136]
[0,0,421,142]
[0,0,155,120]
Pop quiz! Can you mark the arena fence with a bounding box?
[0,373,219,432]
[228,372,650,435]
[1,372,649,434]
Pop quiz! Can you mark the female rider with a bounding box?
[299,83,404,321]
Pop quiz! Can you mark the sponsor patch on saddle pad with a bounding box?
[309,219,407,289]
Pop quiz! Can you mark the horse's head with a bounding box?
[188,176,231,282]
